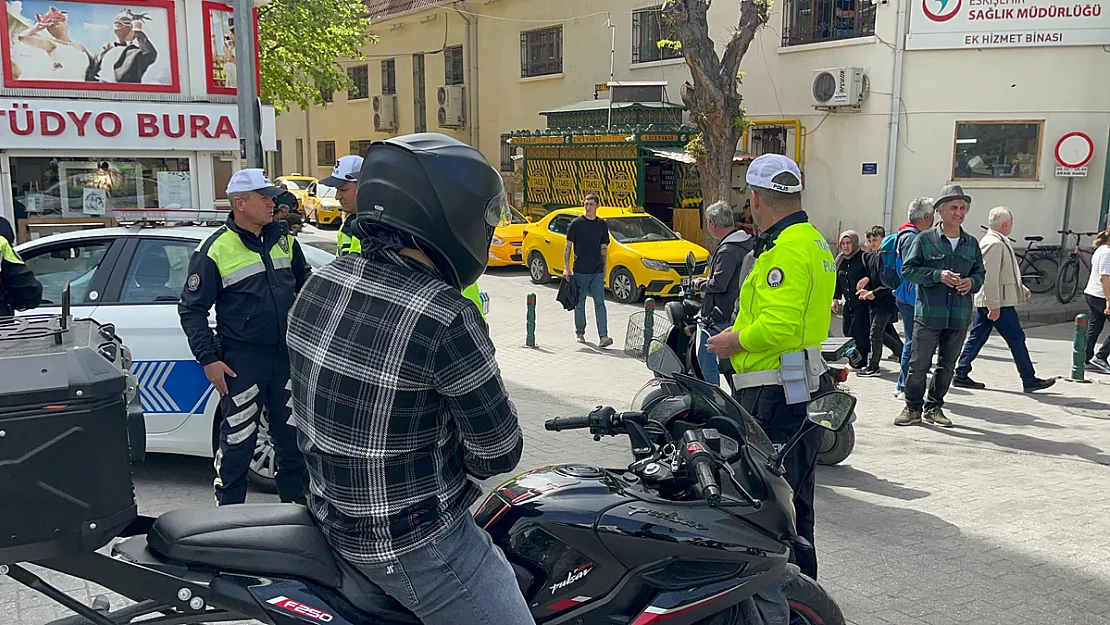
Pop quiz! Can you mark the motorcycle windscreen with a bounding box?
[646,339,684,376]
[668,373,776,460]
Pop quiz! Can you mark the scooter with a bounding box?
[4,344,851,625]
[652,254,857,466]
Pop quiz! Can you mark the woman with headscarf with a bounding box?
[832,230,871,367]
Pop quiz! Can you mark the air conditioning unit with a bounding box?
[437,85,465,128]
[373,94,397,131]
[811,67,866,110]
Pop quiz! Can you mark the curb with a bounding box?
[1020,302,1087,326]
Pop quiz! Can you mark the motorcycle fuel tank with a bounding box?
[474,465,634,620]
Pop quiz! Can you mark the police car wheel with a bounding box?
[248,418,279,492]
[609,267,641,304]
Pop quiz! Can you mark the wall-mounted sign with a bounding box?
[570,134,635,144]
[862,162,878,175]
[525,158,639,207]
[509,136,567,145]
[0,98,277,150]
[640,134,681,143]
[1,0,181,92]
[908,0,1110,49]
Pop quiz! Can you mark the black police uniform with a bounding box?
[0,235,42,316]
[178,214,311,505]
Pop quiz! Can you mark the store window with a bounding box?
[348,65,369,100]
[445,45,464,86]
[520,26,563,78]
[317,141,336,166]
[782,0,876,46]
[952,121,1042,181]
[632,7,681,64]
[381,59,396,95]
[11,157,193,218]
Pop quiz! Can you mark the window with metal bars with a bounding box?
[632,7,681,64]
[500,134,513,173]
[444,45,464,86]
[349,140,372,157]
[347,65,369,100]
[381,59,396,94]
[317,141,335,166]
[781,0,875,46]
[520,26,563,78]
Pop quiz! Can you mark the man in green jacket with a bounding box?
[897,184,986,428]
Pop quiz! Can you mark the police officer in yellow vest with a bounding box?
[0,234,42,317]
[178,168,312,506]
[707,154,835,580]
[325,155,363,257]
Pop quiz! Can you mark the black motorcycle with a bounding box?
[4,330,852,625]
[652,254,857,466]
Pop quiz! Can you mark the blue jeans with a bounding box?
[574,272,608,338]
[351,515,536,625]
[896,300,915,391]
[955,307,1037,384]
[698,327,722,386]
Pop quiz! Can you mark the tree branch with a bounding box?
[720,0,762,84]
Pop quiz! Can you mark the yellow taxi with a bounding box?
[274,174,316,212]
[522,207,709,304]
[300,180,343,227]
[488,206,531,267]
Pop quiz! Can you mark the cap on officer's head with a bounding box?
[320,155,364,187]
[746,154,803,194]
[226,168,284,197]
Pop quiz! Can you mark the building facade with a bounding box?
[276,0,1109,241]
[0,0,275,240]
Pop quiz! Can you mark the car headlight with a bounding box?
[641,258,671,272]
[491,236,505,246]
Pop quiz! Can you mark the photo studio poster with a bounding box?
[202,0,258,95]
[1,0,180,92]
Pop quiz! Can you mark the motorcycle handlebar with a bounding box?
[689,455,722,507]
[544,414,593,431]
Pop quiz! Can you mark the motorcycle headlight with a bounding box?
[641,258,671,272]
[491,236,505,246]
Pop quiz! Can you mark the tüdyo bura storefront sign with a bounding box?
[0,99,270,150]
[909,0,1109,49]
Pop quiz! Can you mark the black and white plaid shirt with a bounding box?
[286,249,524,565]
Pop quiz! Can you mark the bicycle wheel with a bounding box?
[1021,255,1057,293]
[1056,256,1081,304]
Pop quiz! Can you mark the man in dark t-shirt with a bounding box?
[563,193,613,347]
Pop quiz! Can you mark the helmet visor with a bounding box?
[484,181,511,229]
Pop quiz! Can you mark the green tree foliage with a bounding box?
[257,0,376,111]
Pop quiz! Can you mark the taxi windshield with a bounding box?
[607,216,680,243]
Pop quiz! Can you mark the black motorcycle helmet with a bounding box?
[355,133,508,289]
[273,190,298,213]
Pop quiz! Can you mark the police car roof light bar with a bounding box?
[111,208,230,228]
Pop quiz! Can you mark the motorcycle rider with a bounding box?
[0,233,42,316]
[693,200,753,384]
[286,133,531,625]
[324,155,363,257]
[707,154,835,580]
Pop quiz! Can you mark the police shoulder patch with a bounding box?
[767,267,785,288]
[278,236,290,253]
[187,273,201,291]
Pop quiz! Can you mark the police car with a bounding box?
[14,212,338,490]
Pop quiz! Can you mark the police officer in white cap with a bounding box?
[178,168,311,506]
[322,155,364,257]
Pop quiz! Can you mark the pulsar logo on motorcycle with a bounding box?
[266,596,334,623]
[627,505,708,530]
[549,563,594,595]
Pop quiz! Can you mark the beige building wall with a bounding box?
[276,0,1110,243]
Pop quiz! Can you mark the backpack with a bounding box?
[878,232,904,289]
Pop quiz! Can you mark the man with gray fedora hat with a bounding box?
[896,183,986,428]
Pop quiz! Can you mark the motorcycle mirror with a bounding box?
[710,306,726,324]
[768,391,857,469]
[806,391,856,432]
[685,251,696,277]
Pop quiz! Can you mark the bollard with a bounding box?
[526,293,537,348]
[643,298,656,358]
[1073,313,1088,381]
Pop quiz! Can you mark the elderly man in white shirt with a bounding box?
[951,206,1055,393]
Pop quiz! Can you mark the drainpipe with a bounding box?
[882,0,910,231]
[1100,123,1110,230]
[454,7,476,147]
[304,107,312,174]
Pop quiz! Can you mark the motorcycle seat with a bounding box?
[147,504,342,588]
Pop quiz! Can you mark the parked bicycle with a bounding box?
[979,225,1059,293]
[1056,229,1100,304]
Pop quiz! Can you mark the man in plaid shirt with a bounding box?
[287,134,532,624]
[896,184,985,428]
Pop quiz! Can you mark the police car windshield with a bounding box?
[608,216,679,244]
